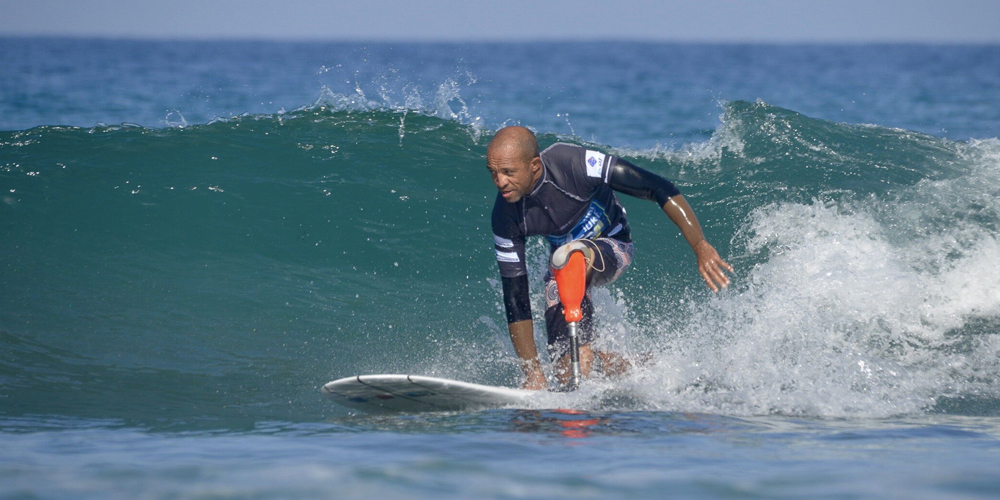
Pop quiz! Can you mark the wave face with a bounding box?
[2,100,999,424]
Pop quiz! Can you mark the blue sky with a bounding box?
[1,0,998,42]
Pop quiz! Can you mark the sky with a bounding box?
[1,0,999,43]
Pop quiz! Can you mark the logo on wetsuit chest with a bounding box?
[546,200,610,247]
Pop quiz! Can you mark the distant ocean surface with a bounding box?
[2,39,1000,499]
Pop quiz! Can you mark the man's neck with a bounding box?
[526,163,544,197]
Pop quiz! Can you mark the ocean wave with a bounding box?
[1,103,999,421]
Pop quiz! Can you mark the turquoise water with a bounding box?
[2,40,1000,498]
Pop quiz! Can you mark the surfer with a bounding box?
[488,126,732,390]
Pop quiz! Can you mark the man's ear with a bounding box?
[530,156,542,173]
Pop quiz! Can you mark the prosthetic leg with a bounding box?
[550,241,589,390]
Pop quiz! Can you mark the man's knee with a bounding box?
[556,344,594,383]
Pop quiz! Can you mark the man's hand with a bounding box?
[507,320,548,390]
[694,240,733,292]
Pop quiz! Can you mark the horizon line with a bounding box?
[3,34,1000,45]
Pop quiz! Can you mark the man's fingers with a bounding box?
[694,243,733,293]
[700,268,719,293]
[718,258,734,273]
[709,266,728,290]
[712,260,730,286]
[700,260,730,292]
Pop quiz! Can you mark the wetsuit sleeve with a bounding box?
[491,201,527,279]
[607,157,681,206]
[501,275,532,323]
[492,196,531,323]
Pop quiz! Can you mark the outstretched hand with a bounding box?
[694,240,733,292]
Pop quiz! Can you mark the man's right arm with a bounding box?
[494,201,547,390]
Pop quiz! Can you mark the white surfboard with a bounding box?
[322,374,535,413]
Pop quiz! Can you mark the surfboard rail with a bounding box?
[322,374,534,413]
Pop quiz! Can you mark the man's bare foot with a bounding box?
[595,350,633,377]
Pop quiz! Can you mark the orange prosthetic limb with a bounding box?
[551,241,589,389]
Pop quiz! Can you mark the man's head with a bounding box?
[487,126,543,203]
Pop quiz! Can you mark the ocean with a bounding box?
[2,39,1000,498]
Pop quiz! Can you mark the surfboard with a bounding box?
[322,374,535,413]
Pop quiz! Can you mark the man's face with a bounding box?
[487,151,541,203]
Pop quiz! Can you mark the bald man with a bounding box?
[488,126,732,390]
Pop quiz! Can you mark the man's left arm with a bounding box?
[607,157,733,292]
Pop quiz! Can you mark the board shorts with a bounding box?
[543,237,634,361]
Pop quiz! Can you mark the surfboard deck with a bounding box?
[322,374,535,413]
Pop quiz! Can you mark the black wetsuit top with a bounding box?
[491,143,680,323]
